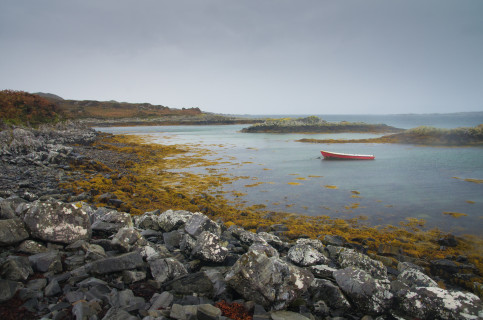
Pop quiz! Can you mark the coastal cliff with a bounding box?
[0,123,482,319]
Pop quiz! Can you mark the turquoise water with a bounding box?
[96,113,483,235]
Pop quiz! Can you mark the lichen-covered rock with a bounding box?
[90,207,133,233]
[396,286,483,320]
[333,266,393,315]
[397,268,438,288]
[148,257,188,284]
[225,249,314,310]
[134,212,161,231]
[287,244,329,267]
[258,232,285,250]
[111,228,147,252]
[296,238,325,252]
[309,264,338,279]
[249,242,279,258]
[185,213,221,237]
[0,218,29,246]
[338,248,387,280]
[231,227,268,246]
[191,231,228,263]
[158,209,193,232]
[23,200,91,244]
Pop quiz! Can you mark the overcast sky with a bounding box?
[1,1,482,115]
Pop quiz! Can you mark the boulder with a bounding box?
[107,289,145,312]
[287,244,329,267]
[134,212,161,230]
[309,278,351,311]
[1,256,33,281]
[397,268,438,288]
[28,250,63,273]
[149,257,188,284]
[309,264,337,279]
[0,218,29,246]
[323,234,347,247]
[86,252,144,275]
[0,197,26,219]
[333,267,393,315]
[163,271,216,298]
[0,279,21,302]
[338,248,388,280]
[16,239,48,254]
[225,249,314,310]
[257,232,285,250]
[249,242,279,258]
[191,231,228,263]
[296,238,325,252]
[111,227,147,252]
[158,209,193,232]
[90,207,133,233]
[396,286,483,320]
[22,200,91,244]
[185,213,221,237]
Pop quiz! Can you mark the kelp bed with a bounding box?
[62,134,483,291]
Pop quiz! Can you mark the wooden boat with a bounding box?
[321,150,375,160]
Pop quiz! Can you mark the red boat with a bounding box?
[321,150,375,160]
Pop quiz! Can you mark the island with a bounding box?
[298,124,483,146]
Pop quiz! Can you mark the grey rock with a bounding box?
[197,304,222,320]
[85,243,107,261]
[396,286,483,320]
[86,252,144,275]
[29,250,63,273]
[170,304,198,320]
[225,249,314,310]
[191,231,228,263]
[0,279,21,302]
[323,235,347,247]
[338,248,388,280]
[333,267,393,315]
[287,244,329,267]
[158,209,193,232]
[163,271,215,297]
[108,289,145,312]
[397,268,438,288]
[45,279,62,296]
[91,207,133,233]
[0,218,29,246]
[27,278,47,290]
[309,264,337,279]
[309,278,351,310]
[185,213,221,237]
[149,291,174,310]
[0,197,26,219]
[135,213,161,231]
[149,257,188,284]
[296,238,325,252]
[1,255,33,281]
[163,230,183,250]
[16,239,49,254]
[180,233,197,254]
[270,310,311,320]
[111,227,147,252]
[257,232,284,250]
[122,270,146,284]
[78,277,108,288]
[249,242,279,258]
[72,300,102,320]
[22,200,91,244]
[102,307,138,320]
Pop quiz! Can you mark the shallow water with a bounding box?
[96,113,483,235]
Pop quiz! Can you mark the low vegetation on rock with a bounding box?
[242,116,403,134]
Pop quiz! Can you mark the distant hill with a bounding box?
[33,92,64,101]
[0,90,63,126]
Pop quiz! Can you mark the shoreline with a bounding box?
[1,123,482,318]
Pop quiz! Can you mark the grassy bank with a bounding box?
[62,134,483,291]
[298,125,483,146]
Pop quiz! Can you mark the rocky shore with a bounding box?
[1,123,482,319]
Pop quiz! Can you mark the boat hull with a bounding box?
[321,150,375,160]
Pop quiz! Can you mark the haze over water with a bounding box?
[98,113,483,235]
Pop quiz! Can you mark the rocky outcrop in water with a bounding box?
[1,202,482,319]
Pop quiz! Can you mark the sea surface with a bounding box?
[96,113,483,235]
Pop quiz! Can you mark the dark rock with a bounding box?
[29,250,63,273]
[0,218,29,246]
[149,257,188,284]
[22,200,91,244]
[191,231,228,263]
[107,289,145,312]
[163,271,215,297]
[0,197,26,219]
[149,291,174,310]
[16,239,49,254]
[270,310,311,320]
[163,230,184,250]
[377,244,402,256]
[0,279,21,302]
[72,300,102,320]
[122,270,146,284]
[86,252,144,275]
[0,255,33,281]
[333,267,393,315]
[90,207,133,233]
[437,234,458,247]
[430,259,459,276]
[45,279,62,296]
[197,304,222,320]
[101,307,139,320]
[225,249,314,310]
[323,235,347,247]
[396,286,482,319]
[309,278,351,311]
[309,264,337,279]
[185,213,221,237]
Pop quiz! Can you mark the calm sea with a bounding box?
[96,113,483,235]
